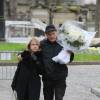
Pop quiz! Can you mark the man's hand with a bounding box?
[66,50,73,54]
[66,50,74,63]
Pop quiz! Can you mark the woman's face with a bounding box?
[30,41,40,52]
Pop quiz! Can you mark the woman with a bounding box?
[11,37,44,100]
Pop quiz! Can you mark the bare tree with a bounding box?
[44,0,49,6]
[95,0,100,37]
[0,0,5,40]
[35,0,39,5]
[9,0,18,20]
[56,0,61,6]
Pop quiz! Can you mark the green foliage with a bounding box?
[0,42,26,51]
[68,5,81,13]
[0,42,100,62]
[67,40,84,48]
[74,53,100,62]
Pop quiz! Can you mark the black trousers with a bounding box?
[43,79,66,100]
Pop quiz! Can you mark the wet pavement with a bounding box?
[0,65,100,100]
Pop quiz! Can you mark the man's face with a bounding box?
[46,31,57,43]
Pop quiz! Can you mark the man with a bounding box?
[40,25,74,100]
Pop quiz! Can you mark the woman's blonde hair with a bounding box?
[17,37,40,61]
[27,37,40,51]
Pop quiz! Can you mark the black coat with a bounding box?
[40,39,74,80]
[11,51,43,100]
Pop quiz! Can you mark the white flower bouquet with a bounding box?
[52,21,96,64]
[58,21,96,52]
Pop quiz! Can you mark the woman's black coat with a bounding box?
[11,51,43,100]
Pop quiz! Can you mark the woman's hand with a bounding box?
[17,54,22,61]
[17,50,31,61]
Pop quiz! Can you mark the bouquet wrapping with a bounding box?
[52,21,96,64]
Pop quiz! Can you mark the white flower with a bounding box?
[52,21,96,64]
[58,21,96,52]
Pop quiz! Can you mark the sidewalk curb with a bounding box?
[0,62,100,66]
[69,62,100,65]
[91,87,100,97]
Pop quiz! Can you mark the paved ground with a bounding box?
[65,65,100,100]
[0,65,100,100]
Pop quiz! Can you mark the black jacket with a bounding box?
[40,39,74,80]
[11,51,43,92]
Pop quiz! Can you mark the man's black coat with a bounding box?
[40,39,74,80]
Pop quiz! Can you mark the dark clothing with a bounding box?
[45,25,57,33]
[43,79,66,100]
[11,51,43,100]
[41,39,70,80]
[17,77,41,100]
[40,39,74,100]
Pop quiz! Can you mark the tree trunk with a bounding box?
[95,0,100,37]
[0,0,5,40]
[44,0,49,6]
[9,0,18,20]
[56,0,61,6]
